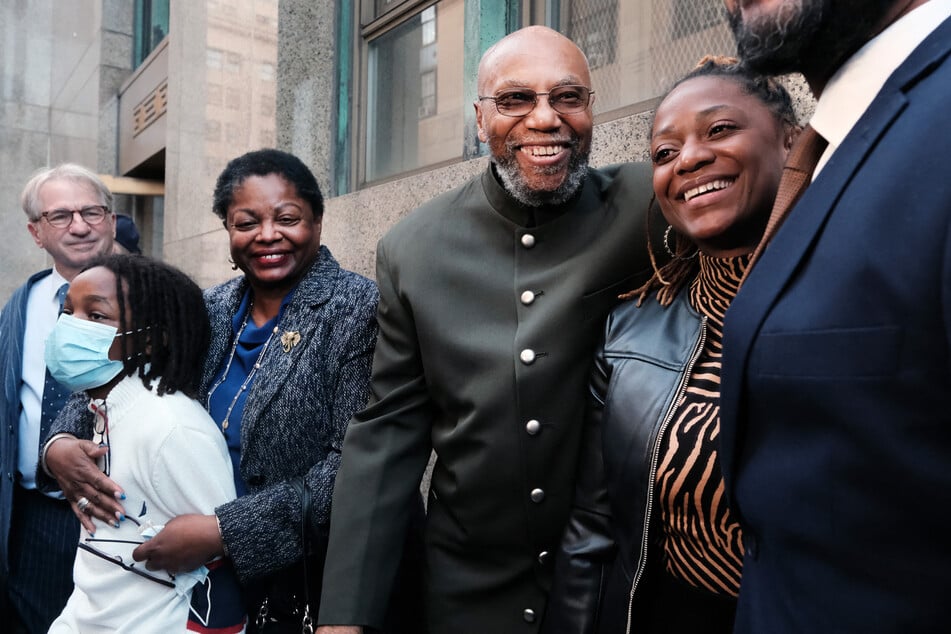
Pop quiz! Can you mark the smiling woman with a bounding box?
[544,57,799,634]
[222,172,322,297]
[42,150,420,631]
[649,71,795,258]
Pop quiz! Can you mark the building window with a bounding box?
[346,0,732,186]
[133,0,170,67]
[653,0,735,94]
[542,0,733,116]
[672,0,722,39]
[563,0,617,70]
[207,49,223,69]
[363,0,465,183]
[259,62,276,82]
[366,0,417,22]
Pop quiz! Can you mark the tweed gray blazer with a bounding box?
[41,246,378,583]
[206,245,378,582]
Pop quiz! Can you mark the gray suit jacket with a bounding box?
[207,245,378,582]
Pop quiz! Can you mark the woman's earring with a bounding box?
[228,258,238,271]
[663,225,677,257]
[664,225,698,261]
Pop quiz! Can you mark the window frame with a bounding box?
[346,0,518,191]
[340,0,731,191]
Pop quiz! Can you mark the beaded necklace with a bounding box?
[206,301,279,432]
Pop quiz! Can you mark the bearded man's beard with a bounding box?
[493,143,590,208]
[727,0,895,80]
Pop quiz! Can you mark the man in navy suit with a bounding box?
[0,164,115,632]
[720,0,951,631]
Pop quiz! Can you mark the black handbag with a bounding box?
[254,477,325,634]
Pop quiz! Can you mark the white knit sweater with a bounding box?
[49,375,242,633]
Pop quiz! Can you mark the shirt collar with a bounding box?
[812,0,951,174]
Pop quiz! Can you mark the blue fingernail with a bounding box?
[119,493,126,500]
[87,529,95,538]
[118,513,126,521]
[114,521,120,528]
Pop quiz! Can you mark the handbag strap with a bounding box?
[255,477,314,634]
[286,476,314,634]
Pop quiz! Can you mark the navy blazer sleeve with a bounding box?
[35,393,95,493]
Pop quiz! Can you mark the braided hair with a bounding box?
[623,55,799,306]
[83,254,210,398]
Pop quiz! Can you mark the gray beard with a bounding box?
[494,150,589,208]
[727,0,893,78]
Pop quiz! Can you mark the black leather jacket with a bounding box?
[542,291,706,634]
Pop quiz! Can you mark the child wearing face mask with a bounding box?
[43,254,246,633]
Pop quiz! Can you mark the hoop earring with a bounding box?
[228,258,238,271]
[663,225,675,257]
[664,225,698,261]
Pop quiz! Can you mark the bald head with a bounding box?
[474,26,595,207]
[477,26,591,95]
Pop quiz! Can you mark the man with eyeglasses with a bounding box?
[318,26,654,634]
[0,164,115,633]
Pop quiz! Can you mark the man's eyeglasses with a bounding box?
[37,205,110,229]
[478,85,594,117]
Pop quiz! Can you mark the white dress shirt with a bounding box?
[812,0,951,177]
[17,268,69,489]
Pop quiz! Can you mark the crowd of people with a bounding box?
[1,0,949,632]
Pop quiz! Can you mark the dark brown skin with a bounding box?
[46,437,124,533]
[45,437,223,571]
[134,514,222,572]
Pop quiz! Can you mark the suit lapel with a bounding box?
[720,17,951,482]
[239,247,338,443]
[200,279,247,396]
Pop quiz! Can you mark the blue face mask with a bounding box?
[45,314,126,392]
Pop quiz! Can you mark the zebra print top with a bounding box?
[655,252,748,597]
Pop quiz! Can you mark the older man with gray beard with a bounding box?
[719,0,951,631]
[317,25,655,634]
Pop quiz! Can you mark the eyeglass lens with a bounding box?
[42,206,109,228]
[492,86,592,116]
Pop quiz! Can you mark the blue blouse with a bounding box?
[207,289,295,496]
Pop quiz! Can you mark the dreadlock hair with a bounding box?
[622,55,799,307]
[82,254,210,398]
[212,149,324,221]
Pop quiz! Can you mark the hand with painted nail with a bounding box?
[45,434,126,534]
